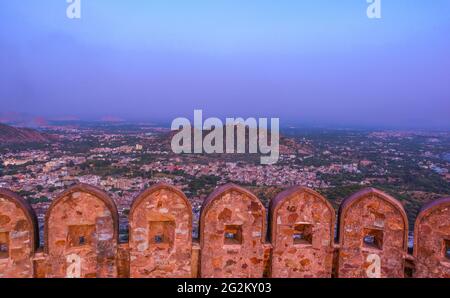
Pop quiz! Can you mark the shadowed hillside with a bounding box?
[0,123,54,144]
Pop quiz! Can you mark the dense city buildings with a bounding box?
[0,122,449,245]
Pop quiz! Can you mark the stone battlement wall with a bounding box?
[0,183,449,278]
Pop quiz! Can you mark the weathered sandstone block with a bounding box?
[45,184,119,278]
[116,243,130,278]
[1,183,448,278]
[129,183,192,277]
[414,197,450,278]
[0,189,38,278]
[200,184,266,278]
[337,188,408,278]
[270,187,335,277]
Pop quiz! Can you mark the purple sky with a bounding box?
[0,1,449,129]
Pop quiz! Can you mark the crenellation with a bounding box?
[0,188,38,278]
[337,188,408,278]
[44,184,119,278]
[270,187,335,277]
[414,197,450,278]
[0,183,448,278]
[199,184,267,278]
[129,183,192,277]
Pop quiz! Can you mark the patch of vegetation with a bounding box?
[28,196,50,204]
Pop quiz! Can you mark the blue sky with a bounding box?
[1,1,449,128]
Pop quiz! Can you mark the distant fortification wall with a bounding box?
[0,183,449,278]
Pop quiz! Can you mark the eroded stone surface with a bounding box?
[129,184,192,277]
[0,190,37,278]
[1,184,449,278]
[414,198,450,278]
[45,185,118,278]
[337,188,408,278]
[200,184,266,278]
[116,243,130,278]
[270,187,335,277]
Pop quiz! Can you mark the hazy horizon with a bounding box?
[1,1,450,129]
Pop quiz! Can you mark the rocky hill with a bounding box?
[0,123,53,144]
[157,124,314,156]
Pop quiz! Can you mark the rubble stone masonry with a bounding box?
[44,184,118,278]
[0,183,449,278]
[200,184,267,278]
[270,187,335,277]
[129,183,192,277]
[0,189,38,278]
[337,188,408,278]
[414,197,450,278]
